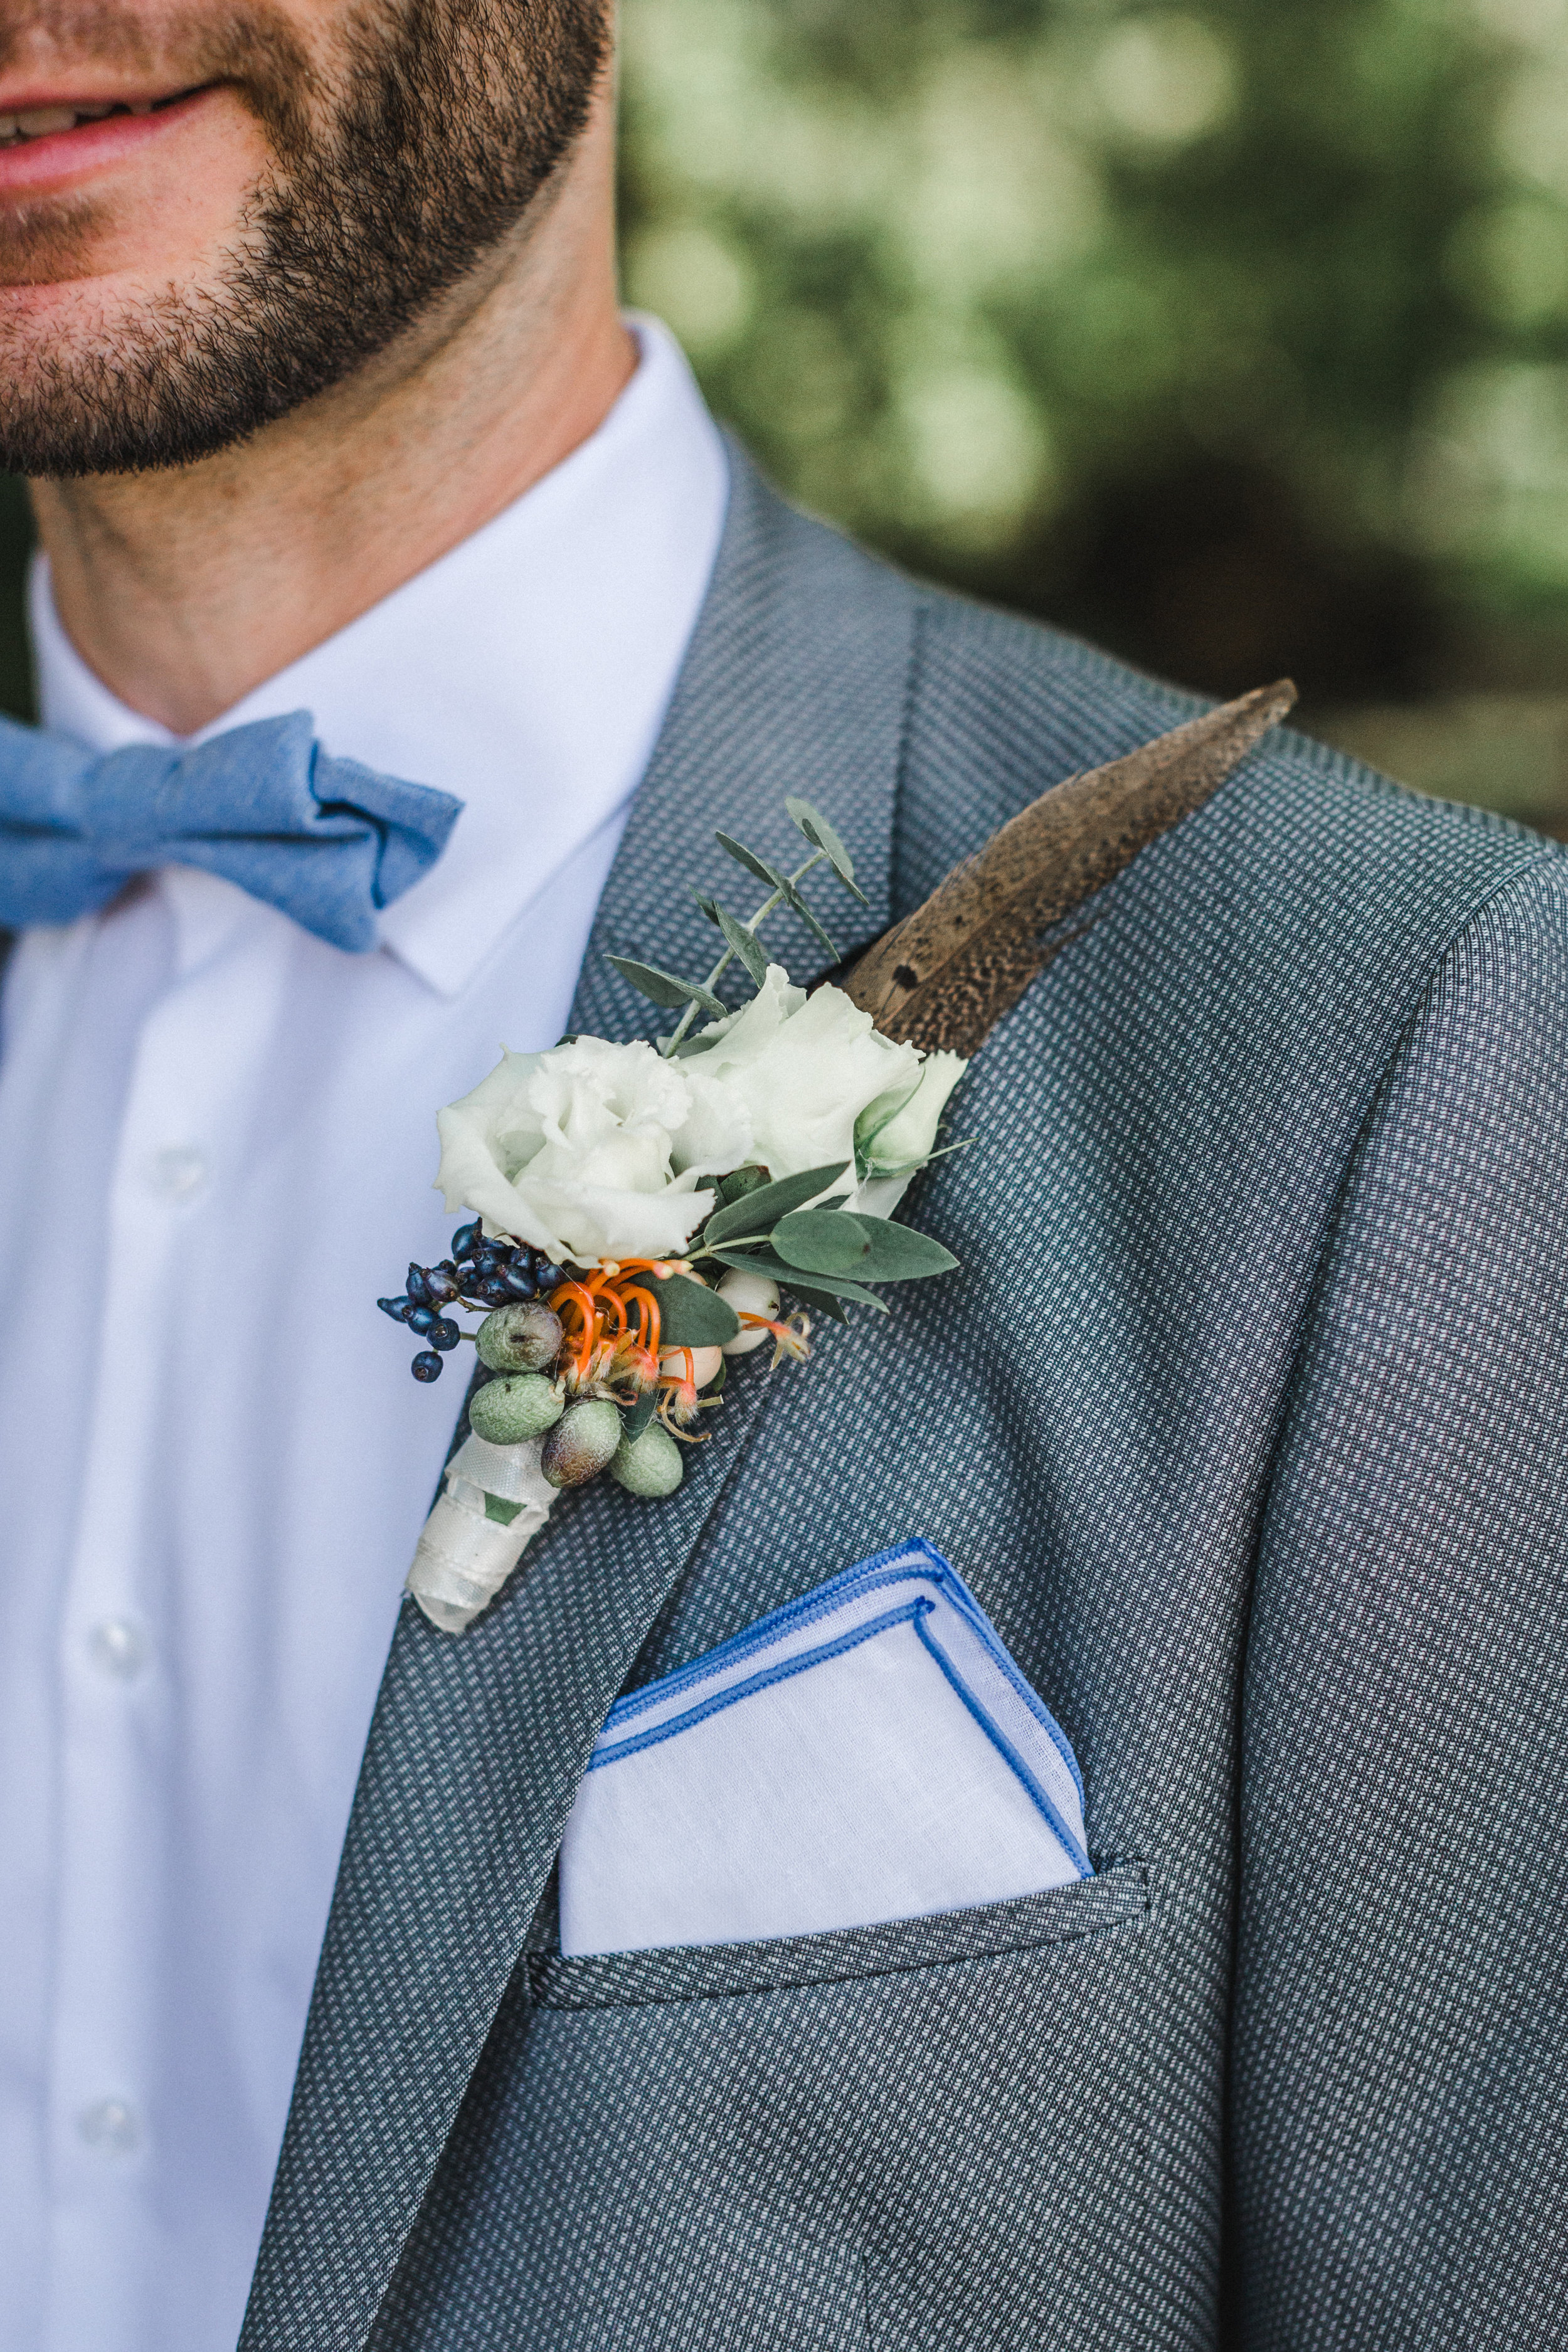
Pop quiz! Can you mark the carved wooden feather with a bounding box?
[845,678,1296,1054]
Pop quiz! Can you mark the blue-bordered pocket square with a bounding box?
[558,1538,1090,1956]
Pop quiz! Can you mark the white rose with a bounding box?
[435,1036,746,1265]
[681,966,924,1192]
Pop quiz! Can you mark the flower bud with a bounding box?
[468,1374,564,1447]
[541,1398,622,1489]
[660,1344,723,1388]
[716,1269,780,1356]
[855,1050,968,1177]
[477,1301,563,1374]
[609,1420,685,1498]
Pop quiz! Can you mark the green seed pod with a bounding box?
[608,1420,685,1500]
[468,1374,566,1446]
[541,1398,623,1490]
[477,1301,564,1374]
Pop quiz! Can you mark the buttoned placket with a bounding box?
[44,873,287,2349]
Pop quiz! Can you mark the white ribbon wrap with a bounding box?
[405,1431,558,1633]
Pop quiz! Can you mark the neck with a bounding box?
[29,95,633,737]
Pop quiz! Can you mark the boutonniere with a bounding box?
[384,683,1293,1632]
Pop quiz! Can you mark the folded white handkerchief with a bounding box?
[558,1537,1090,1956]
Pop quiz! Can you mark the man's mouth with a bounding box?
[0,91,199,150]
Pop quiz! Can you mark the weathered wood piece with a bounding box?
[845,678,1296,1053]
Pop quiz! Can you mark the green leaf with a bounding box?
[778,1280,848,1325]
[714,832,839,963]
[771,1207,872,1275]
[847,1216,960,1281]
[606,956,726,1018]
[691,889,722,928]
[713,901,770,987]
[784,797,868,904]
[622,1390,658,1444]
[647,1272,741,1347]
[484,1491,526,1526]
[717,1164,771,1207]
[706,1246,890,1312]
[702,1161,850,1248]
[713,830,786,895]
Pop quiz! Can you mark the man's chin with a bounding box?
[0,272,249,477]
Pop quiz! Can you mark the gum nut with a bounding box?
[716,1269,780,1356]
[659,1343,723,1387]
[468,1374,564,1446]
[541,1398,623,1490]
[477,1300,564,1374]
[609,1421,684,1500]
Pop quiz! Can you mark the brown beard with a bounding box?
[0,0,612,477]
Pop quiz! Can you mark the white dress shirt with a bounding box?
[0,315,728,2352]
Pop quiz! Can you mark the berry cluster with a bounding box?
[377,1221,566,1382]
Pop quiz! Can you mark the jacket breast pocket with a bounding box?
[376,1865,1153,2352]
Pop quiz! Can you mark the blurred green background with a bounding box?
[617,0,1568,834]
[4,0,1568,832]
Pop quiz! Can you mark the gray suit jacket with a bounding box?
[239,450,1568,2350]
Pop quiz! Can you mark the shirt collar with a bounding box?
[29,314,729,997]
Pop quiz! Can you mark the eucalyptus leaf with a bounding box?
[701,1161,850,1248]
[483,1492,526,1526]
[647,1271,742,1348]
[622,1390,659,1444]
[713,830,785,895]
[784,796,868,904]
[706,1246,890,1312]
[771,1207,872,1275]
[777,1280,848,1325]
[713,832,839,962]
[606,956,727,1018]
[691,889,722,928]
[714,902,770,987]
[847,1217,960,1281]
[781,887,838,963]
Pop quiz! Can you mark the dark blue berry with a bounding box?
[501,1261,538,1299]
[428,1316,460,1351]
[407,1305,436,1335]
[477,1276,512,1306]
[423,1264,458,1305]
[411,1351,443,1382]
[452,1222,481,1262]
[405,1264,433,1306]
[377,1295,411,1322]
[536,1263,566,1293]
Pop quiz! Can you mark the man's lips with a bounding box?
[0,87,218,198]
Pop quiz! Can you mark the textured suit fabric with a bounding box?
[240,448,1568,2350]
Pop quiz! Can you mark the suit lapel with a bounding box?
[240,449,918,2351]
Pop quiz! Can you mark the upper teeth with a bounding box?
[0,101,156,144]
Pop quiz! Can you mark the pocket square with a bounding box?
[558,1538,1090,1956]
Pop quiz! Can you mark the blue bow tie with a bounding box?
[0,707,463,952]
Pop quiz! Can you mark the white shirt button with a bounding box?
[88,1619,148,1680]
[148,1145,208,1199]
[77,2099,139,2154]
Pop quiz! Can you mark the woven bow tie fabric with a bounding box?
[0,706,464,951]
